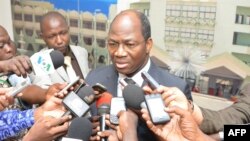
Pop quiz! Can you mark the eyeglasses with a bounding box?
[0,40,15,49]
[107,40,145,50]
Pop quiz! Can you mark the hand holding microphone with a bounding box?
[23,116,71,141]
[0,50,64,78]
[89,92,112,141]
[0,55,31,77]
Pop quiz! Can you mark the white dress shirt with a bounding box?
[117,59,151,97]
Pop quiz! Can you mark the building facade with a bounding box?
[11,0,110,69]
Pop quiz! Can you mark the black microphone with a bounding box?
[96,92,112,141]
[0,50,64,77]
[61,117,92,141]
[49,50,65,69]
[122,84,146,110]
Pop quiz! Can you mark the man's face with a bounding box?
[107,13,152,76]
[0,28,16,61]
[41,17,70,54]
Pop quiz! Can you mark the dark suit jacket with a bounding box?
[85,61,192,141]
[86,61,192,99]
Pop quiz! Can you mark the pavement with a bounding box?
[192,92,233,111]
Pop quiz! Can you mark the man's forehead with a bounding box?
[0,28,7,36]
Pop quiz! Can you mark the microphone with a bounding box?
[0,50,64,77]
[96,92,112,108]
[96,92,112,141]
[61,117,92,141]
[122,84,146,110]
[30,49,64,76]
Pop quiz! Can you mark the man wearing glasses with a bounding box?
[86,10,192,141]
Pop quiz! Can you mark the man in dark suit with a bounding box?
[86,9,192,141]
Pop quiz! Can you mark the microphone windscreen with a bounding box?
[96,92,112,108]
[123,84,145,110]
[67,117,92,140]
[50,50,64,69]
[77,85,94,100]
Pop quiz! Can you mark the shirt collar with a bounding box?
[118,58,151,87]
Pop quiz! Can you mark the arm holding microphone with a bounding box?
[89,91,112,141]
[143,85,203,124]
[0,85,71,140]
[141,85,216,141]
[141,106,215,141]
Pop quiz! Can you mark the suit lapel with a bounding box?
[56,66,69,82]
[103,66,118,97]
[70,45,89,78]
[142,61,159,87]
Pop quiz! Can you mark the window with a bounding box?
[24,14,32,22]
[246,16,250,25]
[83,37,93,45]
[70,19,78,27]
[233,32,250,47]
[25,29,33,36]
[70,35,78,43]
[36,30,40,37]
[97,39,106,48]
[35,15,42,23]
[14,13,22,20]
[15,28,22,35]
[96,22,106,31]
[83,20,93,29]
[27,44,34,51]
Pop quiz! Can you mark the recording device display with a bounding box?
[141,71,160,89]
[145,94,170,124]
[7,81,30,97]
[110,97,126,125]
[59,76,80,93]
[62,91,90,117]
[92,83,107,94]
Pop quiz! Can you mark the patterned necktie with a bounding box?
[64,56,77,82]
[124,78,136,85]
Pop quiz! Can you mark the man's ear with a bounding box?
[146,37,153,54]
